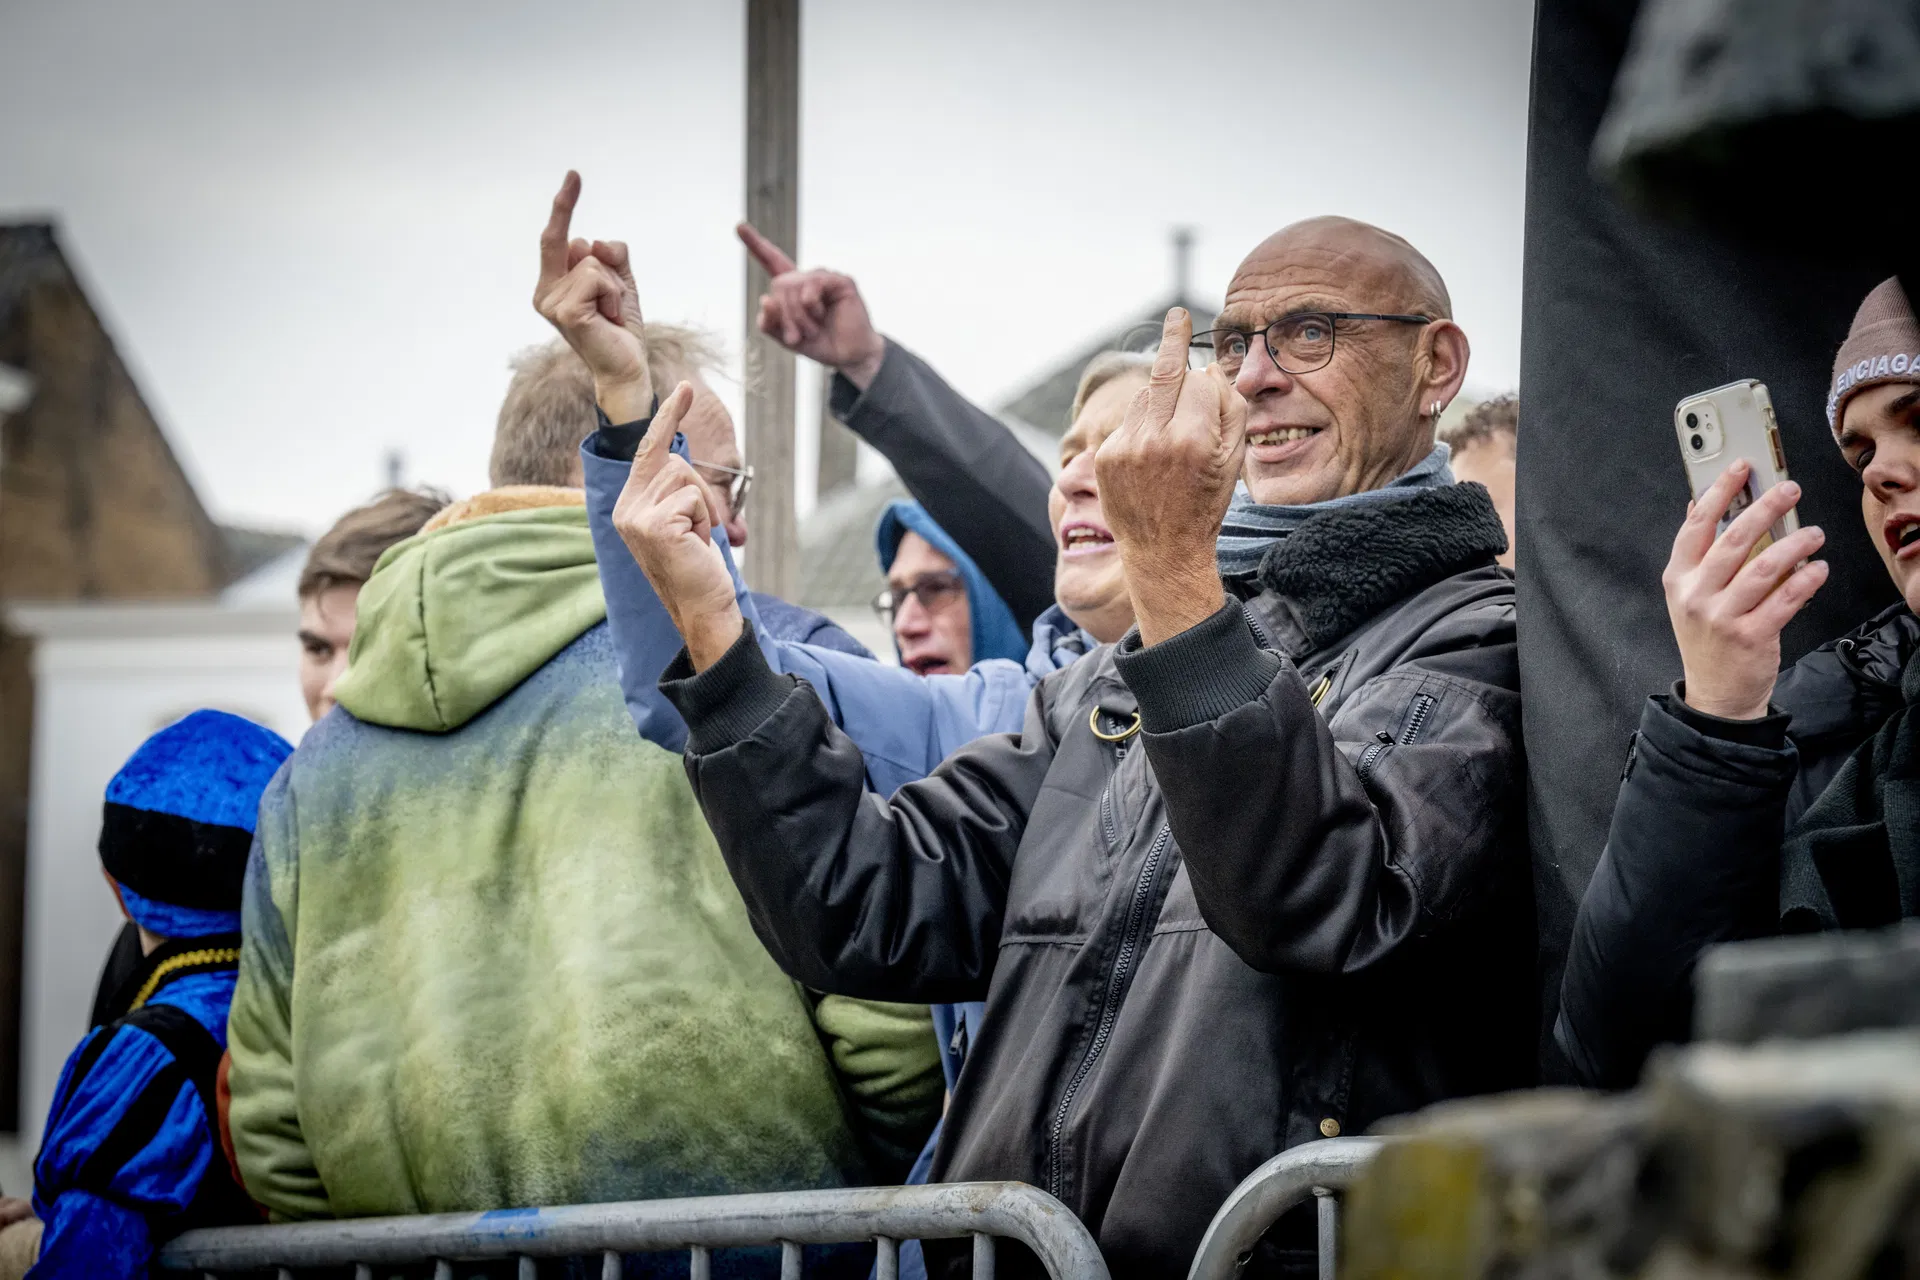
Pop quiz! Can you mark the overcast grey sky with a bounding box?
[0,0,1536,533]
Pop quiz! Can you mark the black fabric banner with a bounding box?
[1518,0,1898,1066]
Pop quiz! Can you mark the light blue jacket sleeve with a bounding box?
[582,443,1035,794]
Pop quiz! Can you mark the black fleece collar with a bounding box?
[1253,482,1507,650]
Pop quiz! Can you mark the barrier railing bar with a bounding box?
[973,1230,995,1280]
[158,1181,1110,1280]
[606,1245,624,1278]
[1185,1137,1385,1280]
[690,1242,711,1280]
[781,1239,801,1280]
[1313,1187,1337,1280]
[875,1235,898,1280]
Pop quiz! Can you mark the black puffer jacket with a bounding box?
[661,485,1536,1280]
[1555,602,1920,1089]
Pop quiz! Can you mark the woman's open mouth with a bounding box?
[1058,521,1114,558]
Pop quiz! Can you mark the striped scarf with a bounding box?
[1214,444,1456,577]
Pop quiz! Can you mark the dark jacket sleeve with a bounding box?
[1554,694,1795,1089]
[661,622,1057,1004]
[831,341,1056,630]
[1114,600,1523,976]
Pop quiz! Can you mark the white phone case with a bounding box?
[1675,379,1799,551]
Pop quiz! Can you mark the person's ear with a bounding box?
[1417,320,1471,410]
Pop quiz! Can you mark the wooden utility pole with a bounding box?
[817,379,858,499]
[743,0,800,597]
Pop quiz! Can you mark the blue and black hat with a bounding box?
[99,710,293,939]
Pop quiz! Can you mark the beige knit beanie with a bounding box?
[1828,277,1920,437]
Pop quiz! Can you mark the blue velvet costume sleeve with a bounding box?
[29,1023,217,1279]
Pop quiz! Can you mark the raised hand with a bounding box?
[534,171,653,422]
[612,382,744,670]
[1096,307,1249,645]
[1663,460,1829,720]
[737,222,887,390]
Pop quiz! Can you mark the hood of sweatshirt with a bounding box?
[333,493,607,733]
[873,499,1028,667]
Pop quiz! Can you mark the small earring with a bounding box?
[1429,400,1445,419]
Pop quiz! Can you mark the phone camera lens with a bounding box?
[1685,412,1700,429]
[1690,433,1704,451]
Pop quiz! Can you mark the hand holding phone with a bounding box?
[1662,462,1828,720]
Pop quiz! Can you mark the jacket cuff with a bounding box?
[1661,683,1791,750]
[1114,602,1283,734]
[586,399,661,463]
[659,621,793,755]
[828,339,899,424]
[1638,692,1797,783]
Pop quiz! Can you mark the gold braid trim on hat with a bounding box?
[128,947,241,1012]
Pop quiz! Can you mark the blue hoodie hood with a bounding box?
[874,500,1028,666]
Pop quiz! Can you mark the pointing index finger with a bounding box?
[736,221,798,277]
[539,171,582,294]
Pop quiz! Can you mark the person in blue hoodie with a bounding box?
[22,711,291,1280]
[864,500,1030,1252]
[872,500,1028,678]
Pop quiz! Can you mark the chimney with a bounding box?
[1171,227,1195,301]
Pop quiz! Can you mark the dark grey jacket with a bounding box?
[661,485,1534,1279]
[1555,602,1920,1089]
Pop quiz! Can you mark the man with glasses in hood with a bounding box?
[874,501,1029,677]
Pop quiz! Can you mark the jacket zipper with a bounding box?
[1400,693,1436,744]
[1358,693,1437,780]
[1096,718,1129,846]
[1045,820,1171,1199]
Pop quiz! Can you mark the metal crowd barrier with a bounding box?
[157,1181,1109,1280]
[1186,1138,1385,1280]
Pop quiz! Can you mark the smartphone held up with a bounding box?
[1675,379,1799,555]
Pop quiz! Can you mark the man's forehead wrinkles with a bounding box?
[1219,277,1355,326]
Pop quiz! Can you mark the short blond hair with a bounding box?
[490,326,723,487]
[1068,351,1154,428]
[299,488,450,599]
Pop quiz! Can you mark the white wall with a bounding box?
[4,602,307,1157]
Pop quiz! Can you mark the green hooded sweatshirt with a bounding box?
[227,501,941,1220]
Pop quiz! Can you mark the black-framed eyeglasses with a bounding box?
[871,570,966,624]
[1187,311,1433,376]
[688,456,754,514]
